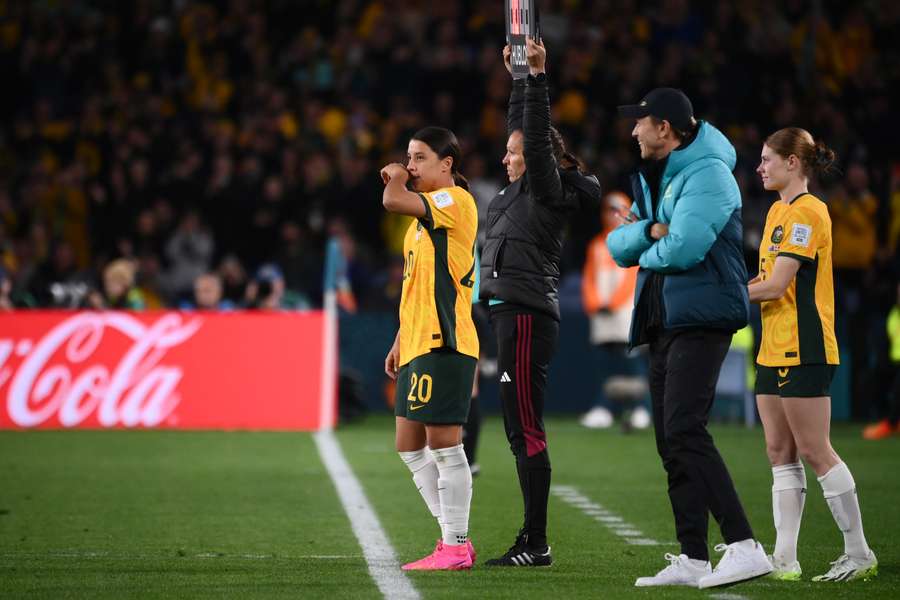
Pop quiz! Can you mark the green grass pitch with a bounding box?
[1,417,897,598]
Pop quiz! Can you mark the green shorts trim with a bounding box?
[394,350,477,424]
[755,364,837,398]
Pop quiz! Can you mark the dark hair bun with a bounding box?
[813,141,836,176]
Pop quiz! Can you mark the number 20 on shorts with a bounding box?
[407,372,433,404]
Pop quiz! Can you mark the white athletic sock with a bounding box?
[399,448,444,538]
[772,462,806,565]
[817,462,872,559]
[431,444,472,547]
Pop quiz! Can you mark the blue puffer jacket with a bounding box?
[607,121,749,346]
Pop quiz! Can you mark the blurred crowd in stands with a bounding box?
[1,0,899,417]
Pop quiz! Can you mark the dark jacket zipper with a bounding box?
[493,236,507,278]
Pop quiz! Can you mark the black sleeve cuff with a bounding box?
[417,193,433,229]
[778,251,814,263]
[644,221,656,243]
[526,72,548,86]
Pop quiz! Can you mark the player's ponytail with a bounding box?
[452,171,470,191]
[550,126,584,171]
[411,126,469,190]
[811,140,837,177]
[765,127,838,179]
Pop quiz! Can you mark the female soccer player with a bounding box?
[749,127,877,582]
[381,126,479,571]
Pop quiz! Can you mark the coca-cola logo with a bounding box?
[0,313,202,428]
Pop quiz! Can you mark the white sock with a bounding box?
[817,462,872,559]
[772,462,806,564]
[399,448,443,538]
[431,444,472,547]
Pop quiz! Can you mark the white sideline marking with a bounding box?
[709,594,750,600]
[315,430,420,600]
[551,485,671,547]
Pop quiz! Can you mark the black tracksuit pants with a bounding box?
[491,305,558,548]
[649,328,755,561]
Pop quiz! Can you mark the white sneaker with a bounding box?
[580,407,613,429]
[629,406,651,430]
[812,551,878,582]
[634,553,711,587]
[766,554,802,581]
[698,540,773,588]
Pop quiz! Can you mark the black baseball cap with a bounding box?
[618,88,694,131]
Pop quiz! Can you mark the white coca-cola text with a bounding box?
[0,313,202,428]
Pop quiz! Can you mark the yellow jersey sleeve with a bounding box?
[777,204,824,263]
[419,187,461,230]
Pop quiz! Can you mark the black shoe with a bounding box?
[484,536,552,567]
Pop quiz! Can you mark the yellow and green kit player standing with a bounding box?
[750,127,877,583]
[380,126,479,571]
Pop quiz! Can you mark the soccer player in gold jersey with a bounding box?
[750,127,877,582]
[380,126,479,571]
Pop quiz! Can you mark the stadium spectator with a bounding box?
[381,127,478,571]
[217,255,249,306]
[830,163,878,283]
[609,88,770,588]
[579,190,645,430]
[134,254,167,310]
[162,211,214,303]
[26,240,94,308]
[0,267,13,310]
[245,263,309,311]
[0,264,33,309]
[181,273,234,311]
[749,127,877,582]
[88,259,145,310]
[479,39,601,568]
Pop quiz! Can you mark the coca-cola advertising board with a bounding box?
[0,311,333,430]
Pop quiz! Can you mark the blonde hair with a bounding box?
[104,259,136,288]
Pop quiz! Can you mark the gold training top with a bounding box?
[398,186,479,366]
[757,193,839,367]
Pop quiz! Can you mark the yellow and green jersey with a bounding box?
[757,193,839,367]
[398,186,479,366]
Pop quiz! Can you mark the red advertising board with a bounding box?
[0,311,333,430]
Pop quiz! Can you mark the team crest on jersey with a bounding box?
[771,225,784,244]
[432,190,454,208]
